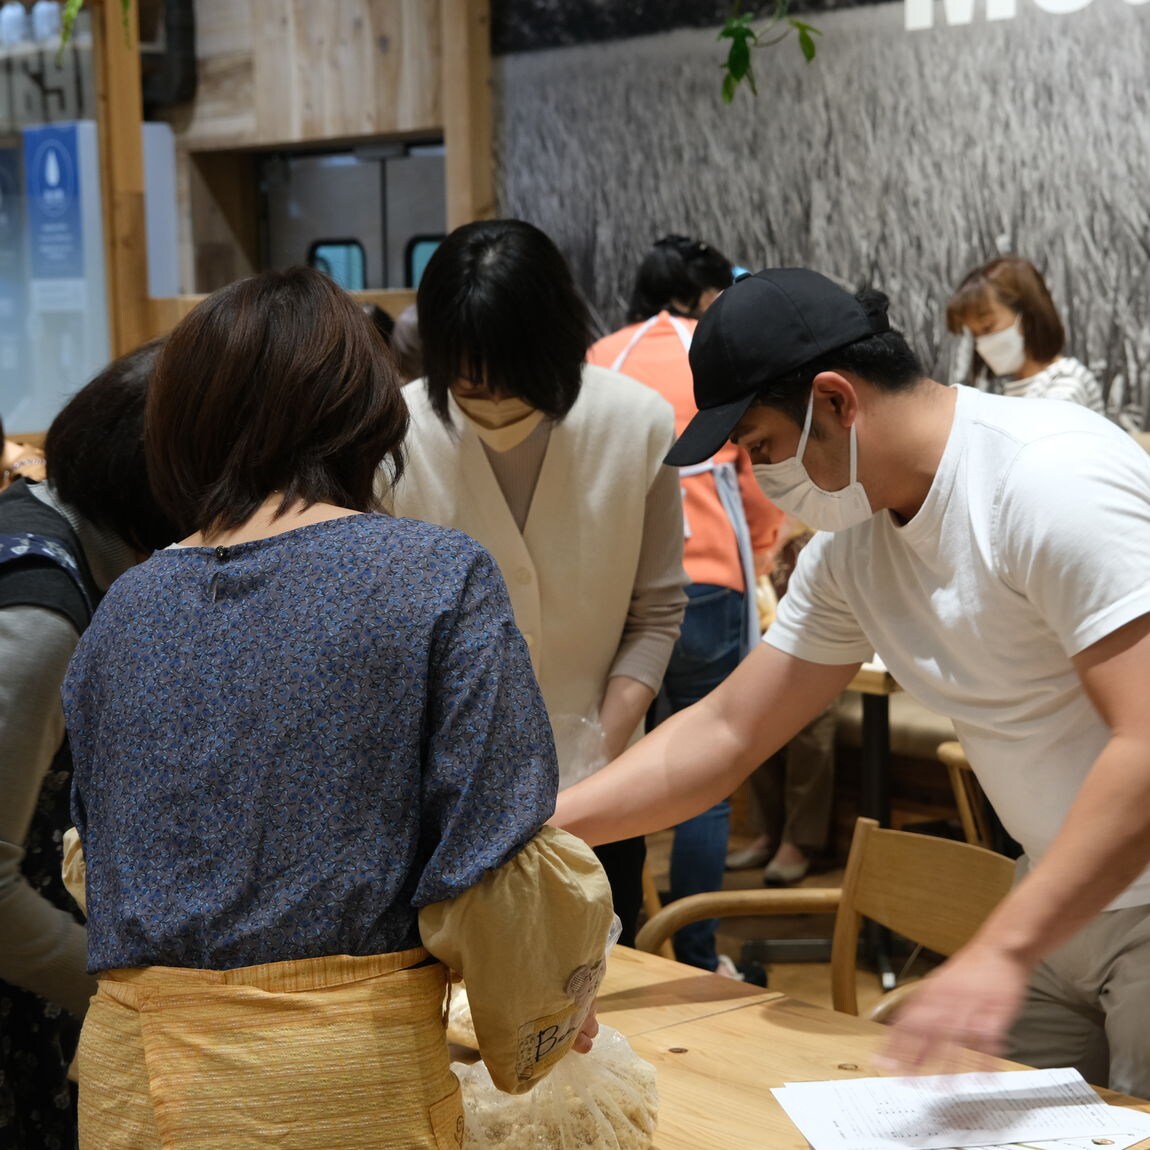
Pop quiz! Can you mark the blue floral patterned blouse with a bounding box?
[63,515,558,973]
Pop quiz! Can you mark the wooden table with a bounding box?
[600,946,1150,1150]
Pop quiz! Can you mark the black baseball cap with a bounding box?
[664,268,890,466]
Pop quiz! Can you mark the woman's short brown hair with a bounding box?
[147,266,408,536]
[945,256,1065,362]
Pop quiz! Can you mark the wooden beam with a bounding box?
[440,0,493,229]
[92,0,152,354]
[354,289,417,314]
[148,288,418,338]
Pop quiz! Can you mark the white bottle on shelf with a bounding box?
[30,0,60,43]
[0,1,31,48]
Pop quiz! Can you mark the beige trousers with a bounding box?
[1005,876,1150,1098]
[749,705,838,851]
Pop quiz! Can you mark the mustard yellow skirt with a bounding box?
[77,948,463,1150]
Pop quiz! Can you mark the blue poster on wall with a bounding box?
[16,120,107,430]
[0,148,26,416]
[23,123,83,281]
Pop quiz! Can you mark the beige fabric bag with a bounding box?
[420,826,614,1094]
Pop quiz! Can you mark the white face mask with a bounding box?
[752,392,873,533]
[974,317,1026,377]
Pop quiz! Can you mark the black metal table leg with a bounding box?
[860,692,896,990]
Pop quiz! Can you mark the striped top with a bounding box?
[1004,355,1105,414]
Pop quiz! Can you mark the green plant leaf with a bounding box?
[719,2,821,101]
[58,0,84,61]
[727,33,752,81]
[58,0,133,59]
[791,20,821,61]
[718,12,755,39]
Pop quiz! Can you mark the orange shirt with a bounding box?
[589,313,784,592]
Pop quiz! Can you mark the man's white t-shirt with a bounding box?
[768,386,1150,910]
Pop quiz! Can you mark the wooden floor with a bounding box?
[643,828,931,1016]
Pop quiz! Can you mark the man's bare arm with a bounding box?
[553,642,858,847]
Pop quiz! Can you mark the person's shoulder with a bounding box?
[578,363,674,421]
[341,511,473,549]
[400,377,434,419]
[1045,355,1097,382]
[356,514,495,575]
[974,395,1150,508]
[964,387,1120,451]
[587,325,640,366]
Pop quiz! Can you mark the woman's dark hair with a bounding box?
[755,288,924,426]
[146,266,408,536]
[417,218,593,424]
[45,339,177,552]
[362,303,395,345]
[626,234,733,323]
[946,256,1065,364]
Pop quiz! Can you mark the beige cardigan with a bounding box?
[389,365,685,753]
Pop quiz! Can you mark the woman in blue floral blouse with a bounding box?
[62,268,613,1149]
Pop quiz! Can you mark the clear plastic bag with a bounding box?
[552,713,609,791]
[452,1025,659,1149]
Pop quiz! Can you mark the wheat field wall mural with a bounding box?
[494,0,1150,427]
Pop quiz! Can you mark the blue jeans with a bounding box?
[659,583,745,971]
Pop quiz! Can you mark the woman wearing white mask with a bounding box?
[946,256,1104,414]
[386,219,688,950]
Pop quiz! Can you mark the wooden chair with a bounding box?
[635,817,1015,1020]
[937,740,995,850]
[640,860,674,961]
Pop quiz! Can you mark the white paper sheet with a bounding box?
[1006,1107,1150,1150]
[771,1068,1140,1150]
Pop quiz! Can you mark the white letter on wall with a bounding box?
[1030,0,1092,12]
[906,0,1017,29]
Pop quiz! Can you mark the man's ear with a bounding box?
[811,370,859,427]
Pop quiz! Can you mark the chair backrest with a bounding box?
[634,816,1015,1019]
[829,817,1016,1014]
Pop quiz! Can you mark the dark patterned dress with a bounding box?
[0,763,82,1150]
[0,489,100,1150]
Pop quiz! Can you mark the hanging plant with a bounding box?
[60,0,133,49]
[720,1,821,104]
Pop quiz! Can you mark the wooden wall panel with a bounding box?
[95,0,151,356]
[134,0,486,319]
[441,0,492,228]
[188,151,260,293]
[164,0,442,149]
[149,288,417,337]
[387,0,443,133]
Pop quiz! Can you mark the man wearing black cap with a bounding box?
[556,268,1150,1095]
